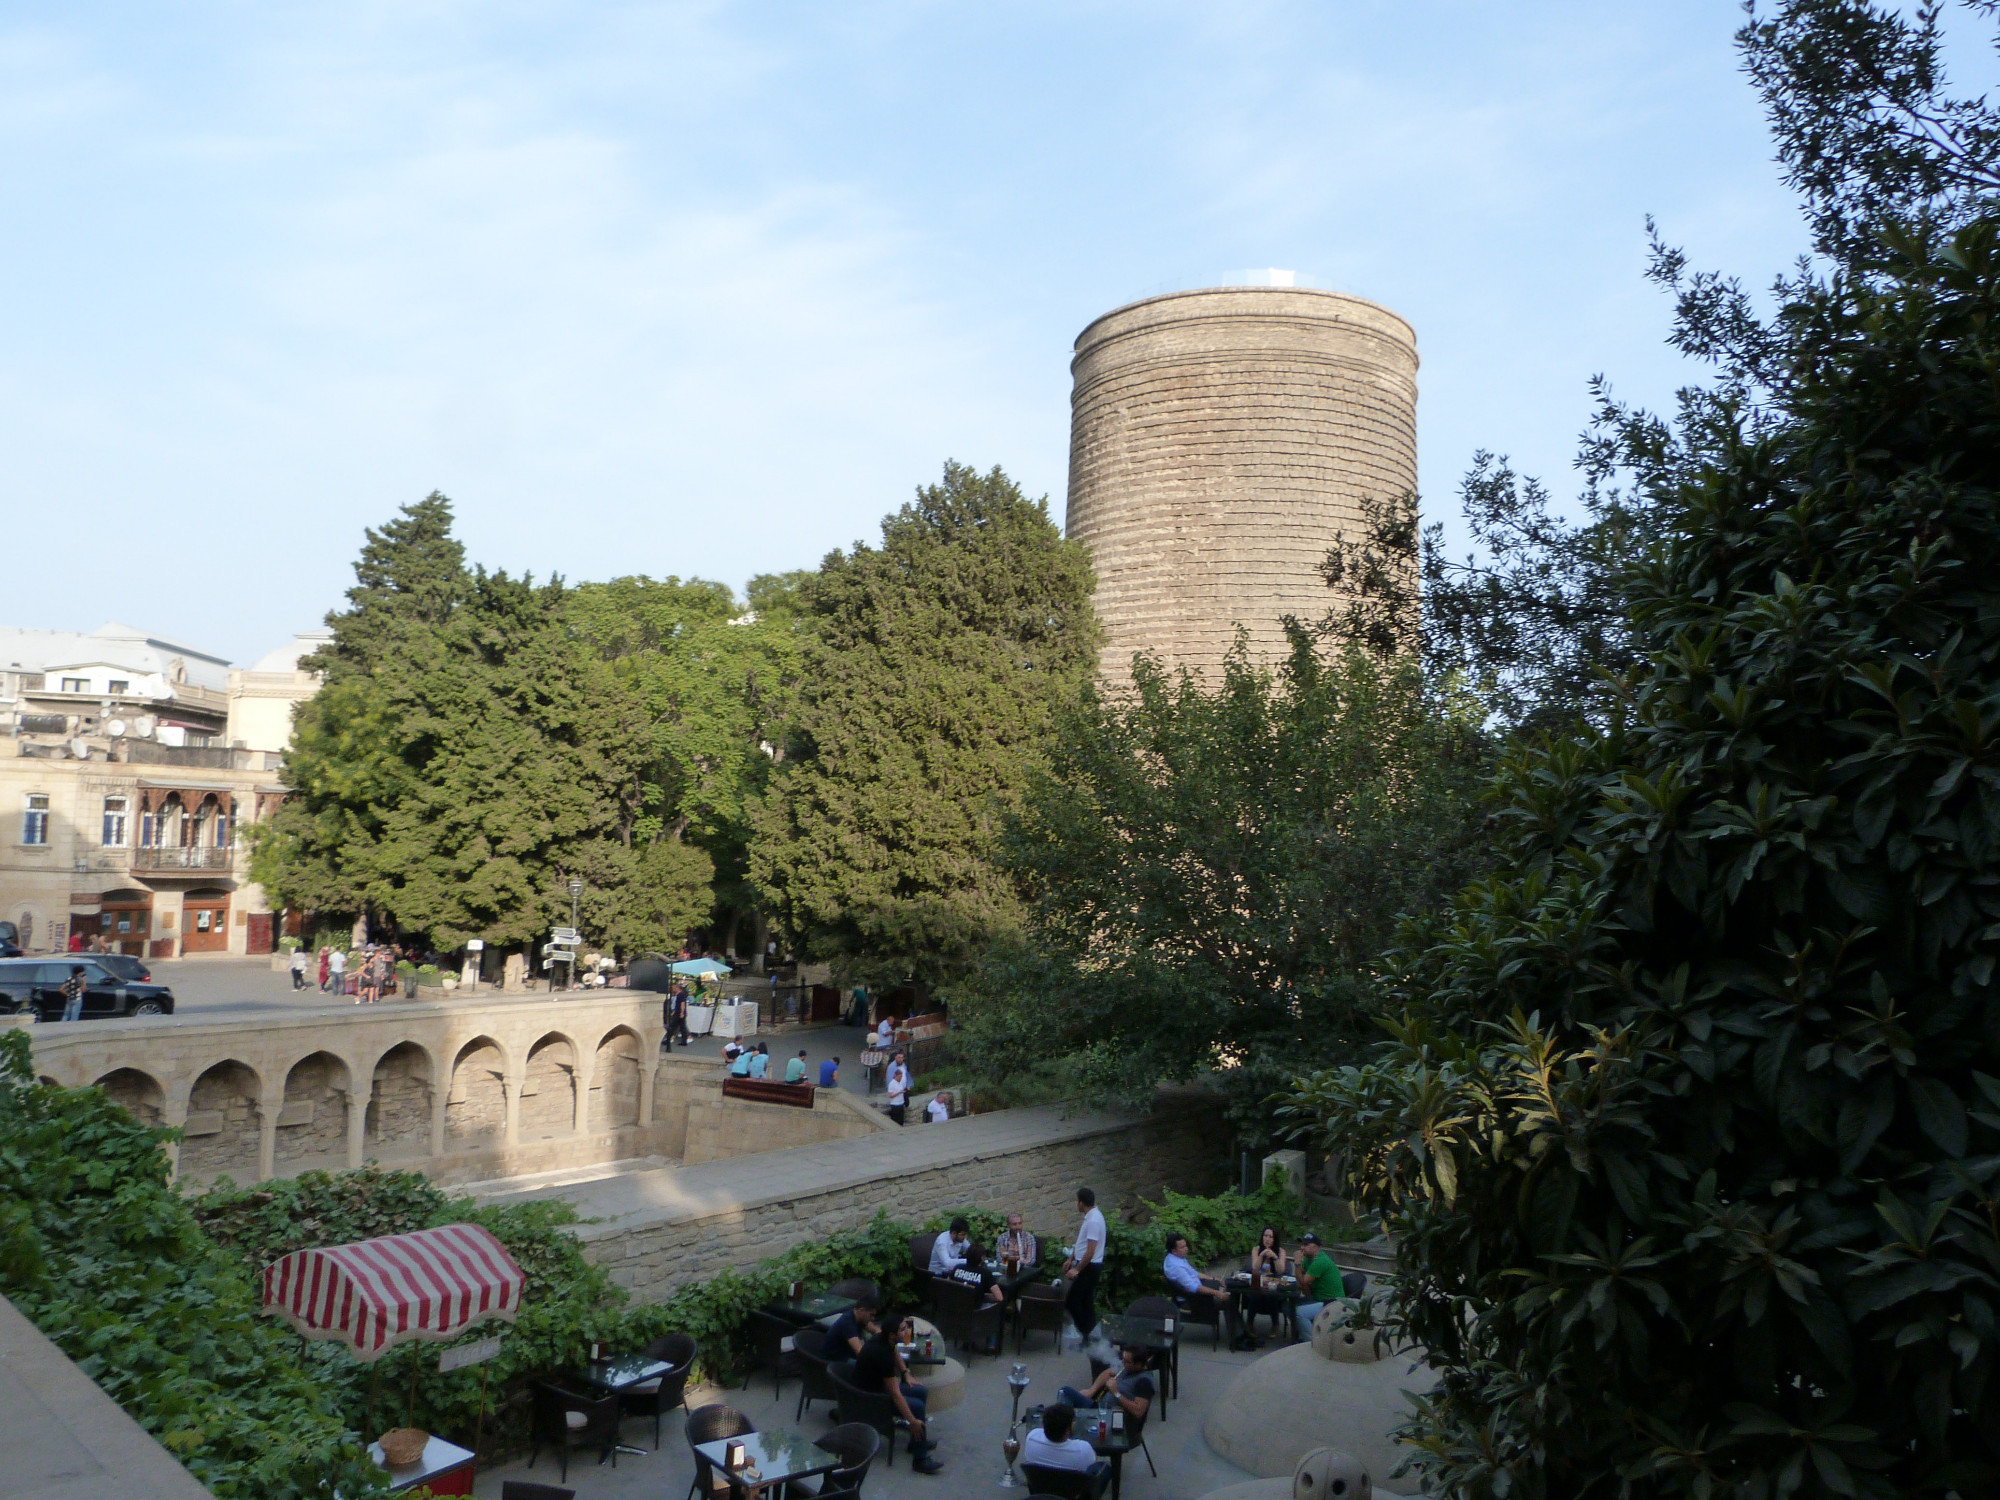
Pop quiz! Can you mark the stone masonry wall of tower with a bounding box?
[1065,285,1419,687]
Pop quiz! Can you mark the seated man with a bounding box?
[727,1042,750,1076]
[748,1043,771,1079]
[828,1288,880,1358]
[929,1216,973,1276]
[1058,1344,1155,1425]
[996,1213,1038,1275]
[785,1048,809,1083]
[1023,1402,1109,1479]
[944,1244,1008,1352]
[854,1306,942,1475]
[1292,1231,1345,1341]
[1163,1231,1239,1342]
[819,1054,840,1087]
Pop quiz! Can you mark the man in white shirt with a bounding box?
[885,1050,911,1125]
[929,1217,972,1276]
[1022,1403,1108,1479]
[926,1091,951,1123]
[328,947,347,995]
[875,1017,894,1051]
[1061,1186,1108,1345]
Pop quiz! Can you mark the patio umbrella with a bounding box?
[671,958,732,978]
[261,1222,526,1362]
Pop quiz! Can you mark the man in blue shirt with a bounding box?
[748,1044,770,1079]
[1163,1232,1238,1343]
[728,1043,752,1077]
[819,1055,840,1087]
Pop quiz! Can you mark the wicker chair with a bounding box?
[1020,1464,1110,1500]
[744,1308,806,1397]
[529,1382,621,1482]
[930,1277,1005,1356]
[1171,1286,1227,1350]
[502,1484,576,1500]
[907,1233,941,1279]
[620,1330,697,1449]
[683,1403,757,1500]
[794,1326,845,1422]
[809,1422,883,1498]
[1015,1281,1069,1353]
[830,1360,906,1467]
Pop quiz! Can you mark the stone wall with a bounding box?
[446,1040,508,1146]
[179,1060,261,1178]
[681,1078,891,1164]
[275,1051,350,1166]
[577,1095,1228,1301]
[368,1042,433,1156]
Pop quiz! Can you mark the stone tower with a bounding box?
[1065,283,1418,686]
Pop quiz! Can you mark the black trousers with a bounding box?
[888,1102,906,1126]
[1066,1262,1102,1340]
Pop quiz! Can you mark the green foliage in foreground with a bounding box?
[1285,221,2000,1497]
[0,1032,388,1500]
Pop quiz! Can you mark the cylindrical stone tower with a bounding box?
[1066,284,1418,685]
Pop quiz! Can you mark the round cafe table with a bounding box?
[905,1317,967,1411]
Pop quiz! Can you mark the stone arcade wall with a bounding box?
[537,1093,1230,1302]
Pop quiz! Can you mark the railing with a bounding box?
[131,846,234,872]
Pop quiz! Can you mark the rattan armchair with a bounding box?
[529,1382,620,1482]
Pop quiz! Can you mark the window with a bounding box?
[107,679,128,695]
[138,812,159,848]
[102,796,128,847]
[22,794,48,846]
[59,677,88,693]
[212,812,232,848]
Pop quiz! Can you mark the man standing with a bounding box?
[818,1054,840,1088]
[1292,1232,1345,1341]
[1062,1186,1108,1349]
[60,963,88,1022]
[328,946,347,996]
[885,1050,910,1125]
[785,1049,809,1083]
[926,1091,951,1123]
[290,946,308,991]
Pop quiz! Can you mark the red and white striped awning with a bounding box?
[260,1223,526,1362]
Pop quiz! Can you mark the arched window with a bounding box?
[102,796,128,848]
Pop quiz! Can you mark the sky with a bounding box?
[0,1,1812,663]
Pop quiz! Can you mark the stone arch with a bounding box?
[590,1026,643,1132]
[367,1041,434,1158]
[179,1059,263,1179]
[94,1072,164,1128]
[521,1032,578,1138]
[275,1051,350,1168]
[446,1035,508,1148]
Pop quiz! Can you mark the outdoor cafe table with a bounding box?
[1227,1271,1300,1348]
[366,1434,476,1495]
[1096,1313,1176,1416]
[581,1353,673,1456]
[696,1427,842,1497]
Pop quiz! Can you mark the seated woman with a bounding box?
[1239,1225,1290,1347]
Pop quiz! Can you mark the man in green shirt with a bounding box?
[785,1049,809,1084]
[1292,1232,1345,1341]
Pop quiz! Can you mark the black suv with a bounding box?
[0,958,175,1020]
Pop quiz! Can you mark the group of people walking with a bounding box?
[292,944,406,1003]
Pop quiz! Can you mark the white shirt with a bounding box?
[875,1021,893,1048]
[1075,1206,1107,1265]
[926,1097,950,1123]
[1023,1431,1098,1472]
[329,951,346,974]
[928,1234,967,1276]
[886,1063,910,1104]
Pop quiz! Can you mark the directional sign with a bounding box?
[552,927,580,943]
[439,1334,504,1373]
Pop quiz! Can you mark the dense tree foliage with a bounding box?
[748,462,1098,987]
[956,629,1489,1140]
[1284,5,2000,1494]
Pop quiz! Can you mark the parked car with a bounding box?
[0,958,175,1020]
[90,952,152,984]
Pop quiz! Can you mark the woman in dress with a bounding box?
[1241,1225,1290,1345]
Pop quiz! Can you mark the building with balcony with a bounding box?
[0,625,326,958]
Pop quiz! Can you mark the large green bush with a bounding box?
[1286,222,2000,1497]
[0,1032,388,1500]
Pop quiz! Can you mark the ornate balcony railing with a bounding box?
[131,846,234,872]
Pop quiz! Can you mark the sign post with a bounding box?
[440,1334,505,1459]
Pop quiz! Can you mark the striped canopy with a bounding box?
[261,1223,526,1362]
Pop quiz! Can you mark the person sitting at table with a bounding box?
[996,1214,1037,1277]
[926,1091,951,1123]
[929,1217,973,1275]
[828,1288,879,1357]
[1023,1403,1110,1479]
[748,1043,771,1079]
[1240,1225,1290,1345]
[854,1307,942,1474]
[1057,1344,1155,1424]
[1163,1231,1239,1343]
[785,1048,809,1083]
[1248,1225,1288,1277]
[1291,1231,1345,1341]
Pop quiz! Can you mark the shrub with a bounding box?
[278,936,301,954]
[0,1032,388,1500]
[416,964,441,986]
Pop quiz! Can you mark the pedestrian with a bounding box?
[329,946,347,996]
[60,963,87,1022]
[818,1054,840,1088]
[1062,1186,1108,1351]
[926,1090,951,1123]
[67,931,84,953]
[885,1050,910,1126]
[290,946,307,990]
[317,945,330,992]
[785,1048,809,1083]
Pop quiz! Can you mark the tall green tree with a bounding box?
[957,628,1488,1138]
[1283,6,2000,1494]
[748,462,1098,987]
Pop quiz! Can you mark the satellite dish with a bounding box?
[106,719,127,737]
[69,738,91,760]
[133,716,155,737]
